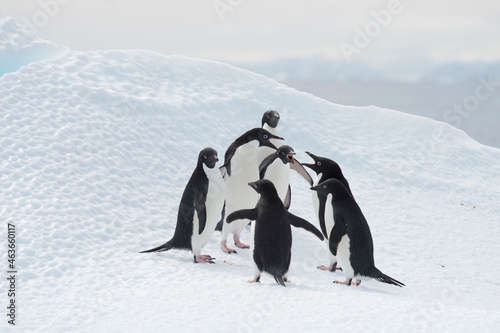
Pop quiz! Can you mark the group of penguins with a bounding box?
[141,110,404,288]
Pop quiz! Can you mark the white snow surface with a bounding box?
[0,12,69,76]
[1,41,500,333]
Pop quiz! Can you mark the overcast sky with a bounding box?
[2,0,500,66]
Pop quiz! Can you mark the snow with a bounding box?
[1,15,500,333]
[0,12,69,76]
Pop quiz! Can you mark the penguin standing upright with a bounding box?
[257,110,282,166]
[227,180,323,286]
[259,145,313,208]
[141,148,225,264]
[220,128,284,254]
[311,179,404,287]
[302,152,352,271]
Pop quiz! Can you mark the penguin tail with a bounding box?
[140,240,175,253]
[372,269,405,287]
[274,275,286,287]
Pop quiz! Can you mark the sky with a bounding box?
[2,0,500,67]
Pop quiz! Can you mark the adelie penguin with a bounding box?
[259,145,313,208]
[141,148,225,264]
[219,128,284,254]
[227,180,324,286]
[257,110,282,166]
[310,179,404,287]
[302,152,351,271]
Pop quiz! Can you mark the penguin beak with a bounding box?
[270,136,284,150]
[248,182,259,191]
[301,152,315,167]
[310,185,320,192]
[287,153,295,164]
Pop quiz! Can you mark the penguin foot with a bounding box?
[334,278,361,286]
[318,264,334,271]
[221,242,237,254]
[233,235,250,249]
[248,276,261,283]
[194,255,215,264]
[318,263,342,271]
[235,241,250,249]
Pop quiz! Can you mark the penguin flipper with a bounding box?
[258,153,278,180]
[287,212,324,241]
[318,194,328,238]
[290,158,313,185]
[227,208,258,223]
[284,185,291,210]
[195,197,207,235]
[329,214,348,256]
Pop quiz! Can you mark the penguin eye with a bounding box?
[263,134,269,139]
[266,115,270,118]
[317,161,322,166]
[203,155,208,159]
[281,152,286,155]
[322,185,327,189]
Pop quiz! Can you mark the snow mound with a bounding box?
[1,48,500,332]
[0,12,69,76]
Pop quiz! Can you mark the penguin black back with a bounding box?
[311,179,404,287]
[141,148,219,253]
[223,128,283,176]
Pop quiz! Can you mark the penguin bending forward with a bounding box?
[259,145,313,208]
[310,179,404,287]
[227,180,324,286]
[141,148,225,264]
[219,128,284,254]
[302,152,351,271]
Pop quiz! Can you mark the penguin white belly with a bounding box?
[262,160,290,203]
[224,142,259,234]
[311,173,322,223]
[256,146,276,167]
[192,165,226,255]
[324,193,337,264]
[336,234,354,278]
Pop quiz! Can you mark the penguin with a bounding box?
[301,152,351,271]
[261,110,280,135]
[257,110,282,166]
[227,180,324,286]
[310,179,404,287]
[219,128,284,254]
[141,148,225,264]
[258,145,313,208]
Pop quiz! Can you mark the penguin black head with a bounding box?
[257,128,284,150]
[276,145,296,165]
[262,110,280,128]
[248,179,279,197]
[310,179,351,200]
[301,152,342,176]
[198,147,219,169]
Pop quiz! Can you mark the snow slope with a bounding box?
[1,39,500,333]
[0,12,69,76]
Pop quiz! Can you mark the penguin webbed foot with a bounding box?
[221,241,237,254]
[248,276,261,283]
[317,263,342,272]
[235,241,250,249]
[334,278,360,286]
[194,255,216,264]
[233,234,250,249]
